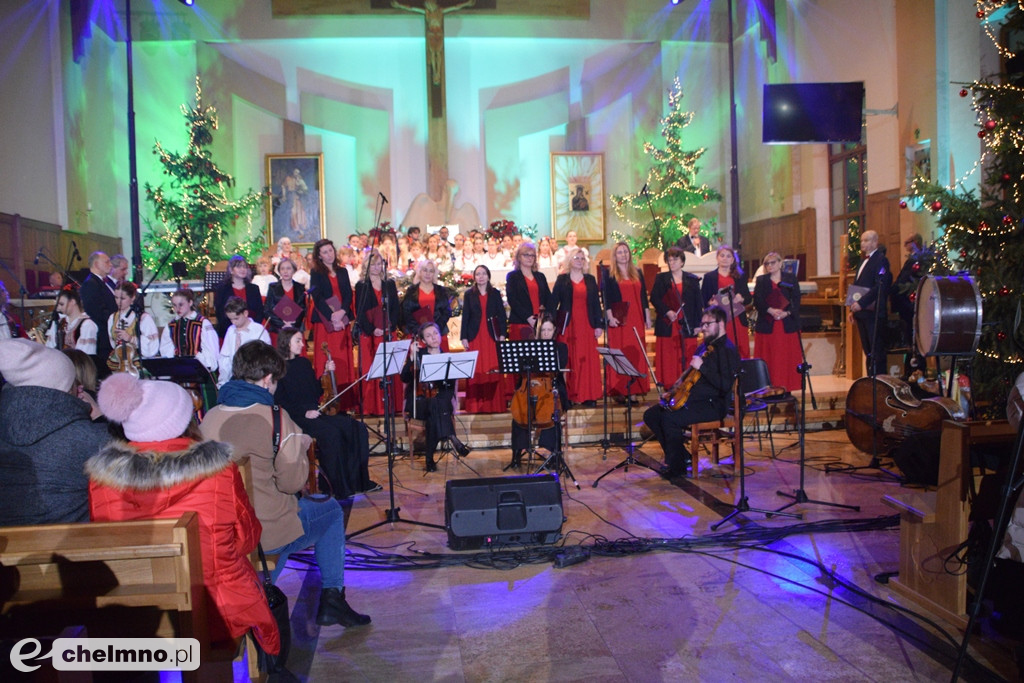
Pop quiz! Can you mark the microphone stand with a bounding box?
[35,250,81,289]
[598,263,611,459]
[0,258,28,338]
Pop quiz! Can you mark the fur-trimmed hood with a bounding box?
[85,439,233,491]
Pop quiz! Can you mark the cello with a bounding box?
[844,374,965,454]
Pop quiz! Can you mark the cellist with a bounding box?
[509,316,569,469]
[642,306,739,479]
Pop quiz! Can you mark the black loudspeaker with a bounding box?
[445,474,563,550]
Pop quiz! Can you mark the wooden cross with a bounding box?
[271,0,589,199]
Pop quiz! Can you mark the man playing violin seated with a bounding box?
[643,306,740,479]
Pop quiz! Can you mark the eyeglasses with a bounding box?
[700,320,716,327]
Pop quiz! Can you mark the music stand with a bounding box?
[203,271,227,292]
[592,348,661,487]
[421,351,480,475]
[140,357,217,414]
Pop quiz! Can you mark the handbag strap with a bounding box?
[257,542,272,582]
[257,405,283,584]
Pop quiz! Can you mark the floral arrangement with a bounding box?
[366,221,397,245]
[487,219,518,240]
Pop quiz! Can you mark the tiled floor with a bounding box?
[267,424,1020,682]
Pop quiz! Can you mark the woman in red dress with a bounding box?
[401,260,452,352]
[355,249,402,415]
[700,244,751,358]
[753,251,803,391]
[548,247,603,406]
[603,242,651,401]
[309,238,356,411]
[506,241,551,341]
[649,246,703,388]
[461,265,510,413]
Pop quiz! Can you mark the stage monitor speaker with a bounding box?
[445,473,563,550]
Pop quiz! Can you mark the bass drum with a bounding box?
[914,275,982,356]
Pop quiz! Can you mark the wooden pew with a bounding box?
[882,419,1018,629]
[0,512,236,681]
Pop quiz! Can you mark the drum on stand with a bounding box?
[914,275,982,356]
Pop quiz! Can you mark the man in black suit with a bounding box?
[79,251,117,375]
[849,230,892,376]
[675,217,711,256]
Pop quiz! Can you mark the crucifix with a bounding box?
[391,0,475,199]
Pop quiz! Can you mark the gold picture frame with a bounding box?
[266,153,326,247]
[551,152,605,243]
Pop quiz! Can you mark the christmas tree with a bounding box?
[143,77,267,277]
[610,77,722,253]
[908,2,1024,415]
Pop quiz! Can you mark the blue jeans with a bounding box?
[266,496,346,589]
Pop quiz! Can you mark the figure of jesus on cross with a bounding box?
[392,0,476,89]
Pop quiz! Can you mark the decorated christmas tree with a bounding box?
[143,77,267,277]
[610,77,722,253]
[908,2,1024,414]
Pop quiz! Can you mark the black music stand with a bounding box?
[421,351,480,475]
[140,357,217,413]
[592,348,661,487]
[203,271,227,292]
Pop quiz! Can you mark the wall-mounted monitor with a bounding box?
[762,82,865,144]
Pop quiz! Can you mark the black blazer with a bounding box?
[308,265,353,327]
[401,284,452,337]
[851,249,892,321]
[79,273,117,358]
[753,273,801,334]
[505,270,550,325]
[676,234,711,254]
[461,285,507,342]
[650,271,702,338]
[213,279,264,339]
[549,273,603,330]
[263,281,306,334]
[354,279,400,336]
[603,272,649,322]
[700,269,751,328]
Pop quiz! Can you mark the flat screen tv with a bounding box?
[762,82,864,144]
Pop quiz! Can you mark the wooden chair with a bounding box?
[687,379,741,476]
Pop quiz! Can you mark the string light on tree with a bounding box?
[143,76,267,277]
[609,77,722,253]
[907,1,1024,415]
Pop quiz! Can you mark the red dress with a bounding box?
[715,274,750,359]
[558,278,602,403]
[464,291,509,413]
[359,288,402,415]
[313,273,356,410]
[418,287,450,352]
[608,278,650,397]
[753,281,803,391]
[510,276,541,341]
[654,281,700,387]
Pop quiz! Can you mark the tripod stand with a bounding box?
[593,347,661,487]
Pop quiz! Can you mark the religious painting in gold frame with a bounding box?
[266,153,326,247]
[551,152,605,244]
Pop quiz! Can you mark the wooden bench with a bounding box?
[0,512,238,681]
[882,419,1018,629]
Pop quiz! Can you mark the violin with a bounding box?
[107,316,141,376]
[844,374,964,454]
[660,333,711,410]
[320,342,341,415]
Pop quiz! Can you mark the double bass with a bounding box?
[844,374,964,454]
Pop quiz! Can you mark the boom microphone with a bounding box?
[34,250,42,265]
[379,192,389,205]
[71,240,82,262]
[640,183,649,196]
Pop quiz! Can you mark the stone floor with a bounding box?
[263,424,1020,683]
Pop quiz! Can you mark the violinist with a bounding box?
[106,281,159,371]
[509,316,569,469]
[650,247,702,388]
[217,296,271,387]
[274,329,377,499]
[400,322,470,473]
[309,239,356,410]
[46,288,98,355]
[642,306,740,479]
[354,249,402,416]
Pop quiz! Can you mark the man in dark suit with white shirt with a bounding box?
[849,230,892,376]
[675,217,711,256]
[79,251,118,376]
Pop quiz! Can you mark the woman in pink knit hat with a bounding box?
[85,373,280,657]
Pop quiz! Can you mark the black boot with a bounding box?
[452,436,472,458]
[316,587,371,627]
[425,457,437,472]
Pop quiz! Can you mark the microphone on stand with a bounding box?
[34,250,42,265]
[640,183,649,196]
[71,241,82,262]
[718,285,734,295]
[379,192,389,205]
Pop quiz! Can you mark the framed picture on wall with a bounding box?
[551,152,605,244]
[266,153,325,247]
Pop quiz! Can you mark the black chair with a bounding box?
[736,357,795,457]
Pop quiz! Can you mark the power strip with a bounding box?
[553,546,591,569]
